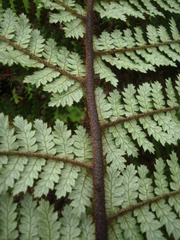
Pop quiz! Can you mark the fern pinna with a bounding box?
[0,0,180,239]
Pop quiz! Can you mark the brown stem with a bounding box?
[95,39,180,55]
[101,105,180,129]
[55,0,86,20]
[85,0,108,239]
[107,189,180,223]
[0,35,85,85]
[0,151,92,170]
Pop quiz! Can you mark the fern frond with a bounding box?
[80,214,95,240]
[0,193,18,240]
[100,77,180,154]
[39,0,85,39]
[69,170,92,216]
[37,199,61,240]
[95,0,180,20]
[60,205,81,240]
[94,20,180,74]
[19,194,39,240]
[0,7,85,107]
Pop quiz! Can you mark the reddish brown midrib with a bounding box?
[85,0,108,239]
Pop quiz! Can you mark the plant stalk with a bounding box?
[85,0,108,239]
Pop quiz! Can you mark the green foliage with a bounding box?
[0,0,180,239]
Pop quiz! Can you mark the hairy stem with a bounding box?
[0,151,92,170]
[107,189,180,222]
[95,39,180,55]
[0,35,85,84]
[101,105,180,129]
[85,0,108,239]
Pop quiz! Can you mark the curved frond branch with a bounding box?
[101,105,180,129]
[95,39,180,55]
[107,189,180,223]
[55,0,86,20]
[0,35,85,85]
[0,151,92,171]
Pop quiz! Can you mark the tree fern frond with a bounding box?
[94,56,118,87]
[105,165,124,214]
[109,125,139,157]
[55,164,80,198]
[39,0,85,39]
[73,126,93,162]
[0,7,85,108]
[37,199,61,240]
[60,205,81,240]
[0,8,17,39]
[119,213,143,240]
[102,131,126,170]
[34,160,63,197]
[94,21,180,74]
[0,193,18,240]
[100,77,180,153]
[95,87,112,123]
[19,194,39,240]
[24,67,60,87]
[14,13,32,48]
[69,170,92,216]
[80,214,95,240]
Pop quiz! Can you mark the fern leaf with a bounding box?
[165,78,178,107]
[108,89,125,121]
[122,164,139,207]
[0,8,17,39]
[80,214,95,240]
[34,119,56,155]
[119,213,143,240]
[124,121,155,153]
[0,155,28,193]
[134,206,164,240]
[0,193,18,240]
[12,116,42,195]
[60,205,81,240]
[73,126,93,162]
[55,164,80,198]
[13,115,36,150]
[37,199,61,240]
[69,170,92,216]
[108,222,123,240]
[24,67,60,87]
[95,87,112,123]
[0,113,17,152]
[13,156,45,195]
[34,160,63,198]
[109,125,138,157]
[49,83,83,107]
[64,18,85,39]
[167,152,180,215]
[50,11,76,23]
[28,29,45,56]
[38,0,63,11]
[95,1,145,21]
[102,131,126,170]
[33,119,61,197]
[14,13,32,48]
[19,194,39,240]
[105,165,124,214]
[43,38,58,64]
[53,119,74,158]
[135,166,164,240]
[151,158,180,239]
[43,76,74,94]
[94,56,118,86]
